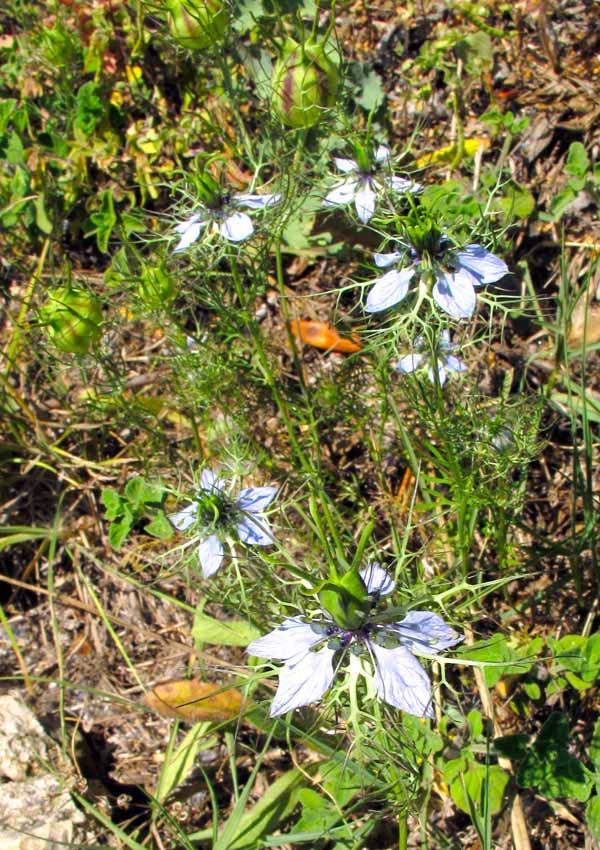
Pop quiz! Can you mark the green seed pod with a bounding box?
[271,38,339,129]
[41,285,102,355]
[319,570,369,631]
[166,0,229,50]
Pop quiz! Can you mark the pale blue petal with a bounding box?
[324,179,359,207]
[370,642,433,717]
[387,175,423,194]
[457,244,508,284]
[375,144,390,163]
[198,533,224,578]
[333,157,358,173]
[429,363,447,386]
[439,328,452,349]
[174,213,202,233]
[360,562,395,596]
[365,267,415,313]
[395,611,462,652]
[355,178,377,223]
[433,270,477,319]
[220,212,253,242]
[396,353,424,374]
[200,468,224,494]
[169,503,197,532]
[270,646,335,716]
[444,354,467,374]
[173,216,206,252]
[236,513,273,546]
[236,486,277,513]
[236,192,282,209]
[373,251,403,268]
[247,617,324,660]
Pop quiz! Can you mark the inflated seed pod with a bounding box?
[271,38,339,129]
[165,0,229,50]
[40,285,102,355]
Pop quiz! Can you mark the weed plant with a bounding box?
[1,1,599,848]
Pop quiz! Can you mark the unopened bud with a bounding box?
[319,570,369,631]
[166,0,229,50]
[271,39,339,129]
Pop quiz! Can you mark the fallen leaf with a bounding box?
[146,679,243,722]
[415,137,490,168]
[289,320,361,354]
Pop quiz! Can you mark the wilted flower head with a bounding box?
[324,144,421,224]
[365,227,509,319]
[396,329,467,386]
[247,563,461,717]
[169,469,277,577]
[173,172,281,251]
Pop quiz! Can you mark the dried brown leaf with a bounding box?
[145,679,243,723]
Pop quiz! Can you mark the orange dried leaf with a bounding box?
[290,320,361,354]
[145,679,243,723]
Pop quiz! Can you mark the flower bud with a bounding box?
[319,570,369,631]
[41,285,102,355]
[271,38,339,129]
[165,0,229,50]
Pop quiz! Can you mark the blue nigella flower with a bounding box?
[247,563,461,717]
[169,469,277,578]
[323,145,421,224]
[396,329,467,386]
[365,242,509,319]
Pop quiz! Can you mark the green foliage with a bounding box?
[74,82,105,135]
[101,477,173,549]
[460,635,542,687]
[548,632,600,692]
[445,760,509,817]
[193,607,261,646]
[540,141,599,222]
[514,713,593,802]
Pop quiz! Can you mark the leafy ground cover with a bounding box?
[1,0,599,848]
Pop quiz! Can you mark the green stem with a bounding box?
[229,257,313,477]
[398,810,408,850]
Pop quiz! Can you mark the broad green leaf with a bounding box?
[108,513,133,549]
[101,488,123,520]
[517,748,592,801]
[467,709,483,739]
[494,734,529,761]
[291,787,352,840]
[549,186,577,220]
[34,194,52,234]
[517,713,593,802]
[450,763,509,816]
[586,795,600,842]
[124,476,163,509]
[193,608,261,647]
[589,717,600,774]
[498,183,535,221]
[87,190,117,253]
[459,635,531,687]
[144,512,174,540]
[565,142,589,179]
[74,81,104,135]
[355,68,385,112]
[6,131,24,164]
[401,714,444,757]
